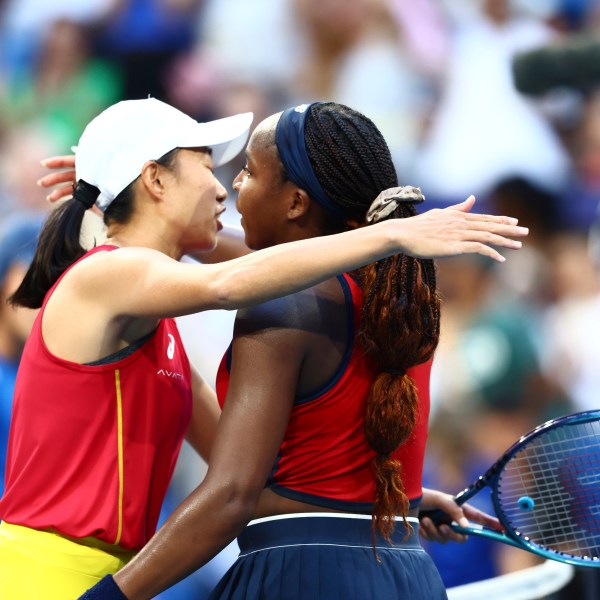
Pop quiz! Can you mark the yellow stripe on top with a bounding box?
[114,369,124,546]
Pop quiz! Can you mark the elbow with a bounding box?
[224,496,257,528]
[210,478,261,529]
[206,270,250,311]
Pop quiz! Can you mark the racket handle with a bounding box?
[419,508,454,525]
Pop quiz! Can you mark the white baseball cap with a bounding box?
[74,98,253,211]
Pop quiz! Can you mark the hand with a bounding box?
[398,195,529,263]
[37,155,76,203]
[418,487,503,544]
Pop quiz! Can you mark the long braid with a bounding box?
[304,103,441,547]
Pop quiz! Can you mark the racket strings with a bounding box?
[496,420,600,562]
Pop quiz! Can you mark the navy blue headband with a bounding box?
[275,102,346,217]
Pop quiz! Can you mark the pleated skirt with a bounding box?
[208,513,447,600]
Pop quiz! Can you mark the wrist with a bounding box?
[78,574,128,600]
[378,219,405,257]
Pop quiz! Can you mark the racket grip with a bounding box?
[419,508,454,526]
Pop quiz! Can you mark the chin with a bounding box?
[245,238,260,251]
[186,236,217,255]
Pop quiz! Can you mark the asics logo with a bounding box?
[167,334,175,359]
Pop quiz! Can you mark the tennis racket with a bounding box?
[421,409,600,567]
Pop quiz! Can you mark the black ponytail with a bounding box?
[10,148,179,309]
[9,181,100,308]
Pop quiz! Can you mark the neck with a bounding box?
[106,224,184,261]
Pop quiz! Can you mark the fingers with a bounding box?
[442,194,521,227]
[462,503,503,532]
[40,155,76,169]
[46,184,74,203]
[450,224,529,263]
[419,516,468,544]
[464,213,520,226]
[37,170,76,189]
[37,159,77,203]
[444,194,476,214]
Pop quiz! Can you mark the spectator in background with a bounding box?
[93,0,203,102]
[412,0,570,204]
[0,0,111,84]
[541,232,600,413]
[0,123,59,217]
[0,213,43,499]
[430,251,571,420]
[288,0,431,174]
[486,176,563,305]
[0,18,123,152]
[194,0,434,175]
[511,4,600,231]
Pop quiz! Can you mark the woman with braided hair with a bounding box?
[64,101,512,600]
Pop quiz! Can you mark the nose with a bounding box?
[232,170,243,191]
[216,178,228,202]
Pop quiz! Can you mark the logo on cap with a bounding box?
[295,104,309,113]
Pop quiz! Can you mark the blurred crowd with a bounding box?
[1,0,600,598]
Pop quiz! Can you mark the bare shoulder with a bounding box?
[234,277,345,337]
[66,246,176,288]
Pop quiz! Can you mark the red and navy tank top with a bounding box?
[216,273,431,512]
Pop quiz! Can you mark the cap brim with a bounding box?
[180,112,253,167]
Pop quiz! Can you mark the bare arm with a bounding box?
[113,302,304,599]
[39,156,527,271]
[184,364,221,461]
[79,196,527,320]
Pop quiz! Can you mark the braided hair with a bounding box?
[304,102,441,545]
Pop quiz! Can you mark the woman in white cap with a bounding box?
[23,98,525,599]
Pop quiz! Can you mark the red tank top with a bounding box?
[0,246,192,550]
[216,273,431,511]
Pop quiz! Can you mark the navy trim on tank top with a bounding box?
[85,328,157,366]
[266,484,423,512]
[225,341,233,371]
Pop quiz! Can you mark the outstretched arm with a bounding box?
[38,156,528,264]
[85,200,526,322]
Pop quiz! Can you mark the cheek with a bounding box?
[235,184,257,217]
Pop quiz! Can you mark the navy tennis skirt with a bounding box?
[208,513,447,600]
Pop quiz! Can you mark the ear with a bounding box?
[139,160,167,200]
[287,188,312,220]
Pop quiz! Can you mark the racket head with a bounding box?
[490,410,600,567]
